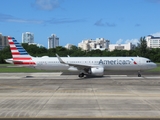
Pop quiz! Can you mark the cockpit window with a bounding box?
[146,60,151,63]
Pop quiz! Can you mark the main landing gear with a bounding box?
[78,73,85,78]
[138,71,141,77]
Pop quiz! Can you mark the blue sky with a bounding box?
[0,0,160,47]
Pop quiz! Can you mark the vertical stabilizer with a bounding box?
[8,36,35,65]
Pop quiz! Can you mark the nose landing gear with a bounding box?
[138,71,141,77]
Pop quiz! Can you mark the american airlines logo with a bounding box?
[131,58,137,64]
[99,59,131,65]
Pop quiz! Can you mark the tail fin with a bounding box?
[8,36,35,65]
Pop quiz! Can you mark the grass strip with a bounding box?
[0,64,159,73]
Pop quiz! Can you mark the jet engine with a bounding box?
[68,66,78,71]
[89,67,104,76]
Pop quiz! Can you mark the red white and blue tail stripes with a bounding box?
[8,36,36,65]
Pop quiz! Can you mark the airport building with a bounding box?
[109,42,133,51]
[0,33,9,50]
[78,38,110,51]
[146,35,160,48]
[22,32,34,43]
[48,34,59,49]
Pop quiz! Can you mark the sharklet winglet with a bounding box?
[56,54,66,64]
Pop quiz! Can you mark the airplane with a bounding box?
[5,36,157,78]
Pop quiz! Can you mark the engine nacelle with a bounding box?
[68,66,79,71]
[90,67,104,76]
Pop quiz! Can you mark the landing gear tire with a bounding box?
[138,71,141,77]
[78,73,84,78]
[138,73,141,77]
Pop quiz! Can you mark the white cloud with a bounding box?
[151,32,160,37]
[94,19,116,27]
[0,13,43,24]
[116,39,123,44]
[34,0,60,11]
[7,19,43,24]
[115,38,139,45]
[125,39,139,45]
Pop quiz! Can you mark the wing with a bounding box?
[56,54,100,70]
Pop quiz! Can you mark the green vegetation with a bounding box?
[148,63,160,72]
[0,64,159,73]
[0,65,59,72]
[0,64,12,66]
[0,67,40,72]
[0,36,160,64]
[148,67,160,72]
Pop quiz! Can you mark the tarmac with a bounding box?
[0,72,160,119]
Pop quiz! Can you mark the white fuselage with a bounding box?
[27,56,156,71]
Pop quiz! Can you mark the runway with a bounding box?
[0,73,160,119]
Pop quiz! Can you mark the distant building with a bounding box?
[48,34,59,49]
[78,38,110,51]
[65,44,74,49]
[146,35,160,48]
[0,33,9,50]
[22,32,34,43]
[109,43,133,51]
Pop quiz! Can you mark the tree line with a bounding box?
[0,37,160,64]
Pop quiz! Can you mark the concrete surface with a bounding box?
[0,73,160,119]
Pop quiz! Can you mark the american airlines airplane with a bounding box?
[6,37,157,78]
